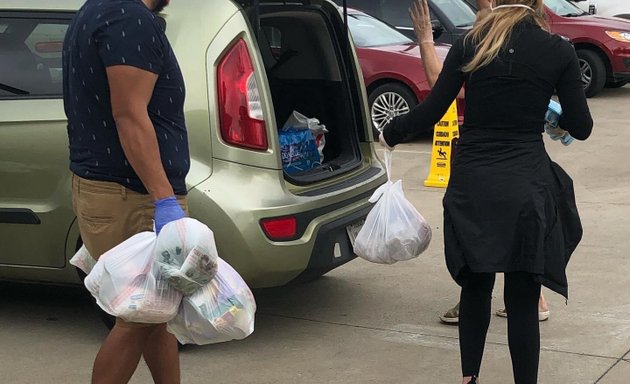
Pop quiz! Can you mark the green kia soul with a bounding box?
[0,0,387,288]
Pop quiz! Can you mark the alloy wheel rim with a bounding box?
[578,58,592,89]
[371,91,410,132]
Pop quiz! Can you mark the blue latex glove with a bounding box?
[544,100,574,146]
[154,196,186,234]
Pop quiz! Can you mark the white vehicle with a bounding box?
[570,0,630,19]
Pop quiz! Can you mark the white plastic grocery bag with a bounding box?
[167,257,256,345]
[353,150,432,264]
[70,244,96,275]
[83,232,183,323]
[155,218,219,296]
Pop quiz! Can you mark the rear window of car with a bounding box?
[0,13,71,99]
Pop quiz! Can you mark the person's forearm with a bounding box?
[420,43,465,98]
[115,113,174,200]
[419,41,443,88]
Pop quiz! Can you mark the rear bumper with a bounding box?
[290,204,372,283]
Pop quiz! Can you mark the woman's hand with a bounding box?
[409,0,434,44]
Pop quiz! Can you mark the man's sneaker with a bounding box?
[439,302,460,324]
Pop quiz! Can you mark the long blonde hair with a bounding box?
[462,0,548,73]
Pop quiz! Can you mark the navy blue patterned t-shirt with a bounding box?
[63,0,189,195]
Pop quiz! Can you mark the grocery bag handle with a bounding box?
[384,149,393,181]
[369,150,394,203]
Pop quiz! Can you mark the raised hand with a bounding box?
[409,0,434,44]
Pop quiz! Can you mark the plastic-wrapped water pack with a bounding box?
[279,110,328,174]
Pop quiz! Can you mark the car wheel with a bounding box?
[576,49,606,98]
[368,83,417,137]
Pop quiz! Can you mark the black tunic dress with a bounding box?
[382,21,593,298]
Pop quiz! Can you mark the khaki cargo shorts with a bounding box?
[72,174,187,327]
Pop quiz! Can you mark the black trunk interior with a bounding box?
[251,5,363,183]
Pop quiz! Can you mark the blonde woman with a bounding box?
[380,1,592,383]
[409,0,551,325]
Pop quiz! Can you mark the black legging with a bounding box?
[459,272,541,384]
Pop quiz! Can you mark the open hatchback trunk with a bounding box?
[237,0,369,186]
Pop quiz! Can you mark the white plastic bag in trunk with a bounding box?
[83,232,182,323]
[167,257,256,345]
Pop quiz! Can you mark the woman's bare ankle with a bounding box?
[538,294,549,312]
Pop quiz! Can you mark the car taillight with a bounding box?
[217,39,267,150]
[260,216,298,241]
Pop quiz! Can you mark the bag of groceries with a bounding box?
[167,257,256,345]
[353,150,432,264]
[82,232,183,323]
[154,218,219,296]
[70,244,96,275]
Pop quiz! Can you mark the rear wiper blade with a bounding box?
[563,13,585,18]
[0,83,30,96]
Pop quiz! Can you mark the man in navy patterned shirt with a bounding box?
[63,0,187,382]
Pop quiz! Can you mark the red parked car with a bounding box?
[545,0,630,96]
[463,0,630,97]
[346,9,465,134]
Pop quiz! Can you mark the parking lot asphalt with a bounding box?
[1,85,630,384]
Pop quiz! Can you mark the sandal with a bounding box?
[495,308,550,321]
[439,303,460,324]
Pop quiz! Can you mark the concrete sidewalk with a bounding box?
[1,87,629,383]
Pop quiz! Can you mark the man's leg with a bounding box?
[143,324,181,384]
[91,325,155,384]
[74,176,187,383]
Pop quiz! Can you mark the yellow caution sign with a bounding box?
[424,101,460,188]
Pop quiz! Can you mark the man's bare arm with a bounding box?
[106,65,174,200]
